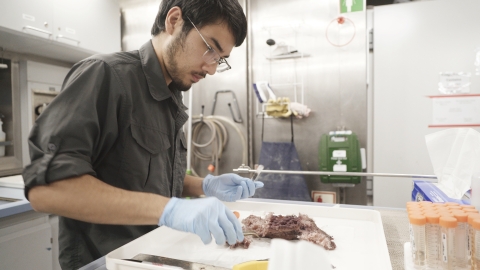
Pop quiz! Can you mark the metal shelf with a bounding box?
[266,53,310,60]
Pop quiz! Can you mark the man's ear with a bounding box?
[165,6,183,35]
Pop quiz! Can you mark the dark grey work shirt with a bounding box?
[22,40,189,269]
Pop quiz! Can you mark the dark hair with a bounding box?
[151,0,247,47]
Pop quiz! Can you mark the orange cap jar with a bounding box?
[425,213,441,269]
[452,212,469,268]
[439,217,457,269]
[409,214,427,267]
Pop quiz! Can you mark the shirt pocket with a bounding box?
[122,123,171,191]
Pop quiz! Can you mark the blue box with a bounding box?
[412,180,470,204]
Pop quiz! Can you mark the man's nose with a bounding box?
[202,62,217,76]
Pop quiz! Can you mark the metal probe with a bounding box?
[234,164,437,181]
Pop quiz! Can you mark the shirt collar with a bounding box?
[139,40,171,101]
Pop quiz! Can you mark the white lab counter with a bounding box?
[0,174,31,218]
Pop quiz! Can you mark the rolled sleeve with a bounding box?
[22,59,123,199]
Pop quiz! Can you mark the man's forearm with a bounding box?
[182,174,205,197]
[28,174,169,225]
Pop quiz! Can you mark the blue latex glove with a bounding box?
[159,197,243,245]
[202,173,264,202]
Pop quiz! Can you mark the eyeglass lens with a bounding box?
[203,49,229,72]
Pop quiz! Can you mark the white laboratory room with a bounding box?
[0,0,479,269]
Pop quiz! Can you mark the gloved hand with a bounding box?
[159,197,243,245]
[202,173,264,202]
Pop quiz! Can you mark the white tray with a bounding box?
[106,200,392,270]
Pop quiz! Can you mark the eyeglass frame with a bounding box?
[186,16,231,73]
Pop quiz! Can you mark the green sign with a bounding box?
[340,0,363,13]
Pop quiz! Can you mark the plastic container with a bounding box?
[448,206,463,211]
[445,202,460,207]
[409,214,427,268]
[464,209,479,214]
[467,214,480,269]
[472,173,480,211]
[439,212,454,217]
[453,212,469,269]
[422,206,437,212]
[473,219,480,270]
[425,213,441,269]
[420,201,433,206]
[440,216,457,270]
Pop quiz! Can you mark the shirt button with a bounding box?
[48,143,57,152]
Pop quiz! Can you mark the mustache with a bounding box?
[193,72,207,78]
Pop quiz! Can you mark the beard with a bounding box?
[165,34,193,92]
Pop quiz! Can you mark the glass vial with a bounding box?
[410,214,427,268]
[440,216,457,270]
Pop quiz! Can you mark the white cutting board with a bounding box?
[106,200,392,270]
[0,175,24,189]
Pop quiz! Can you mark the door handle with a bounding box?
[56,34,80,45]
[23,25,52,36]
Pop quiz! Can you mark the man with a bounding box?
[22,1,262,269]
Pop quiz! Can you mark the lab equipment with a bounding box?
[471,173,480,210]
[253,81,276,103]
[440,216,457,270]
[202,173,264,201]
[425,212,441,269]
[270,41,298,57]
[473,219,480,269]
[189,113,248,176]
[251,165,264,182]
[107,200,391,270]
[159,197,243,245]
[468,213,480,269]
[425,128,480,200]
[412,181,469,204]
[211,90,243,123]
[128,253,230,269]
[319,131,362,184]
[453,212,469,269]
[409,214,426,268]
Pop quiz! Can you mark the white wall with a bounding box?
[373,0,480,208]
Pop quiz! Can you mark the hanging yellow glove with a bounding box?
[265,97,292,117]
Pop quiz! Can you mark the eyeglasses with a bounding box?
[186,17,231,73]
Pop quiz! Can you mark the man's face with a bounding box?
[164,20,236,91]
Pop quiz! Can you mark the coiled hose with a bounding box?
[190,115,247,177]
